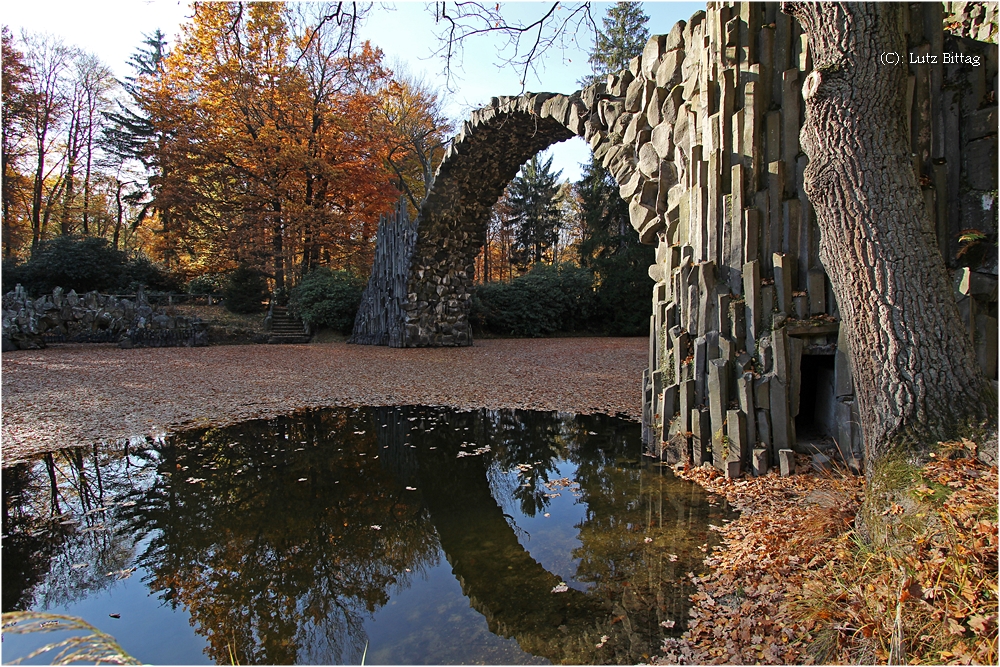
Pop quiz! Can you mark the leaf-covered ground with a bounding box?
[1,338,646,465]
[5,338,995,666]
[660,453,998,665]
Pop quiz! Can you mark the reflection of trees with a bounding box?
[127,409,440,665]
[482,409,564,517]
[5,406,734,666]
[2,444,150,613]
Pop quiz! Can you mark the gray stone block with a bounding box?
[709,359,730,469]
[773,252,793,314]
[694,335,708,404]
[656,49,684,89]
[691,408,711,466]
[958,268,998,300]
[661,383,679,424]
[778,448,795,476]
[807,270,826,315]
[726,459,742,479]
[638,143,660,178]
[642,34,667,78]
[756,409,771,450]
[773,325,790,383]
[727,408,747,470]
[770,375,793,459]
[752,448,769,476]
[679,379,695,433]
[736,372,756,447]
[743,260,761,349]
[670,326,690,386]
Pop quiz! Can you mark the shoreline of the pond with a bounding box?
[1,337,647,466]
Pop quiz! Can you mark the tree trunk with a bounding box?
[782,2,995,468]
[272,200,285,294]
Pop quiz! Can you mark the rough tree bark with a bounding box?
[781,2,996,469]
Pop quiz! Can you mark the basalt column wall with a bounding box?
[639,2,998,475]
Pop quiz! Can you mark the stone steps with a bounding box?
[268,307,310,344]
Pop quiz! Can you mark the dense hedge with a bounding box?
[2,236,182,296]
[471,263,596,337]
[289,268,365,334]
[471,260,652,338]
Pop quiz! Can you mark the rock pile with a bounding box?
[2,285,208,351]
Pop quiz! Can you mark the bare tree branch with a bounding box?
[428,2,598,92]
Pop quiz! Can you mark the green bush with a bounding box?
[289,268,365,334]
[1,237,183,296]
[122,253,184,293]
[224,265,269,314]
[187,273,228,295]
[472,262,596,337]
[590,243,655,336]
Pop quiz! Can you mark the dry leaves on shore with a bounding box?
[659,450,998,666]
[659,459,863,665]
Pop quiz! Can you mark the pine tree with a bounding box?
[581,2,650,87]
[102,31,167,167]
[576,159,653,335]
[508,153,563,269]
[575,2,653,335]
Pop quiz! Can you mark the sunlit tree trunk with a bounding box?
[782,2,996,469]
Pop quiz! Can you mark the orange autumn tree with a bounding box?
[146,2,398,288]
[374,71,453,217]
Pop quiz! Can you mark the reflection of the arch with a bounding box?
[394,407,732,664]
[2,407,732,665]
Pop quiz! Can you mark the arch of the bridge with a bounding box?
[399,22,686,347]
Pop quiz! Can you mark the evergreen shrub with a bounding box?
[472,263,595,337]
[289,268,365,334]
[2,236,181,296]
[224,264,269,314]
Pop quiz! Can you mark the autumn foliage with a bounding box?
[4,3,451,294]
[661,447,998,666]
[138,3,397,288]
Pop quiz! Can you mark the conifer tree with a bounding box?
[581,2,650,87]
[508,153,563,268]
[575,2,653,334]
[102,31,167,167]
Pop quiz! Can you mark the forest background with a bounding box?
[2,1,698,337]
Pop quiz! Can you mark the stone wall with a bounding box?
[2,285,208,350]
[637,2,997,476]
[353,1,997,474]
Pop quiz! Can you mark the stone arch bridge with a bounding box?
[352,2,998,476]
[353,30,683,347]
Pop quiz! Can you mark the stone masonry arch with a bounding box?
[353,20,689,347]
[353,2,997,476]
[401,63,685,346]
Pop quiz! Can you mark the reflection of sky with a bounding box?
[363,558,546,665]
[501,458,590,591]
[3,533,212,665]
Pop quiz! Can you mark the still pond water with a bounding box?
[3,406,733,665]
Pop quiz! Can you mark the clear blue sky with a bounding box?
[5,1,704,181]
